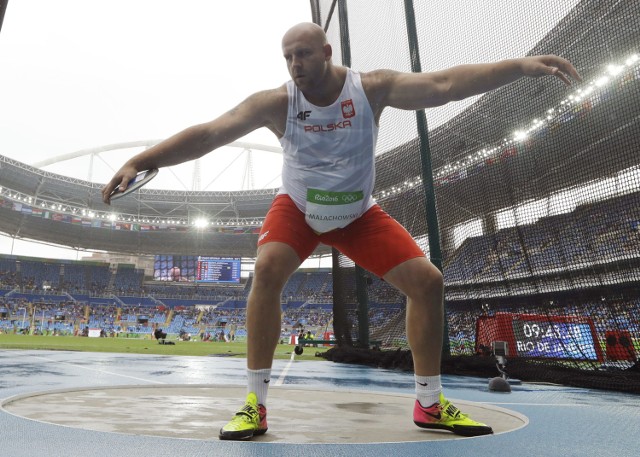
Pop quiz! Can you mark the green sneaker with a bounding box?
[413,393,493,437]
[219,392,268,440]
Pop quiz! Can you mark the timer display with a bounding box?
[512,320,598,360]
[475,312,603,362]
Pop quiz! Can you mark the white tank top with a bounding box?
[278,69,378,233]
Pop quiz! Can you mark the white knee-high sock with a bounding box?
[247,368,272,406]
[414,374,442,407]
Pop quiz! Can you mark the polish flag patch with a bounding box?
[341,99,356,118]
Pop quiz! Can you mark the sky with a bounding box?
[0,0,313,186]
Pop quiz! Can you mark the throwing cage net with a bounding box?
[313,0,640,392]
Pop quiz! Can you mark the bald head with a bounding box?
[282,22,327,49]
[281,22,336,94]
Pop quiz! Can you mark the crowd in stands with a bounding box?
[2,272,639,364]
[0,270,18,289]
[445,191,640,283]
[0,297,85,335]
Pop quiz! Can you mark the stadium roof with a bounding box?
[0,154,281,257]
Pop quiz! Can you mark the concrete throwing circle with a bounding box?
[2,385,527,443]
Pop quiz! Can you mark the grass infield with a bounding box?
[0,334,330,361]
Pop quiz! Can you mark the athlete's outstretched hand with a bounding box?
[101,163,139,205]
[520,55,582,86]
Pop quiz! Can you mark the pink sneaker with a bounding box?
[413,393,493,437]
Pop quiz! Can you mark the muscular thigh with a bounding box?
[258,194,320,262]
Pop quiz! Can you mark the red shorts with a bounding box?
[257,194,425,277]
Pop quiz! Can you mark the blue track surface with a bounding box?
[0,350,637,457]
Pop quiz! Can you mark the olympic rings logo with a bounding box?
[341,194,358,203]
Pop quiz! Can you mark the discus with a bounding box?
[109,168,159,200]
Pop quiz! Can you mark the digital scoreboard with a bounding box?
[196,256,241,284]
[154,255,242,283]
[511,319,599,360]
[476,312,603,361]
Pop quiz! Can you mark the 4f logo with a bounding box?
[297,110,311,121]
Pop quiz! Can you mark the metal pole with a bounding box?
[336,0,370,348]
[337,0,351,67]
[310,0,321,26]
[30,305,35,334]
[0,0,9,35]
[403,0,450,356]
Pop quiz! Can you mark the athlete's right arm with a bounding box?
[101,87,287,204]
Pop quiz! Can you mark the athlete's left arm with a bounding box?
[367,55,581,113]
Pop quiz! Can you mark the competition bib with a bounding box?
[305,188,364,233]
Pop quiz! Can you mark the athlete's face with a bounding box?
[282,27,330,92]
